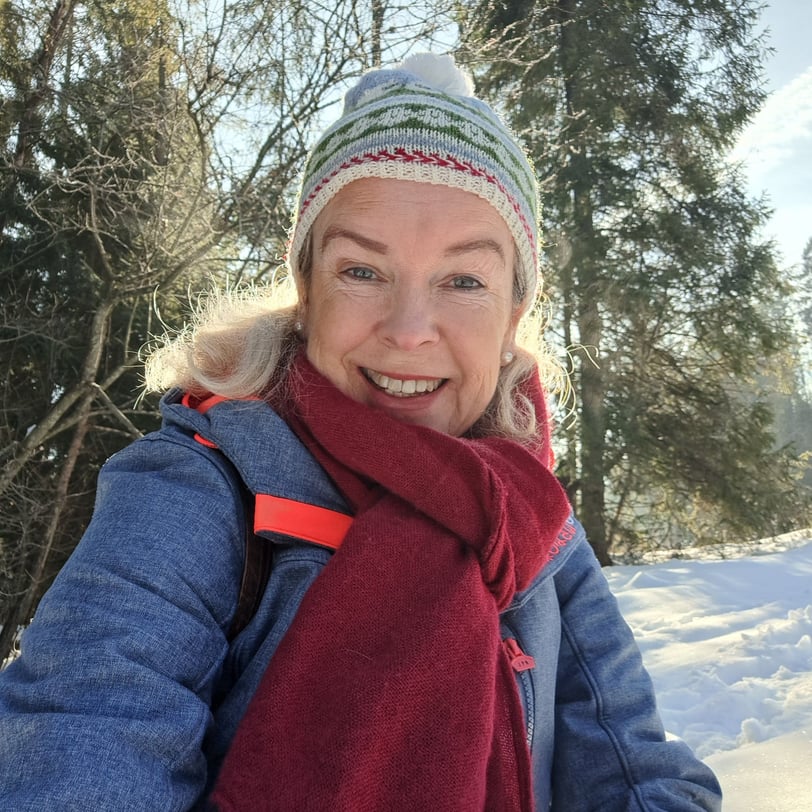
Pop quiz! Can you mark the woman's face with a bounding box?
[300,177,522,437]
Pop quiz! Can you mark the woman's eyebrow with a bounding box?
[320,226,388,254]
[444,239,505,261]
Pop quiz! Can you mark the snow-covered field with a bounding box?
[607,532,812,811]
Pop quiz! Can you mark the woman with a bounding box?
[0,54,721,810]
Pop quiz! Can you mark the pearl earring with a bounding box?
[294,320,304,334]
[501,350,514,366]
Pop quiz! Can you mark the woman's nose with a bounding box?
[377,288,439,351]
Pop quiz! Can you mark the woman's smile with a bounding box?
[299,177,521,436]
[362,368,446,397]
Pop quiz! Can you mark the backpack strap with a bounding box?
[180,392,353,640]
[254,494,353,550]
[228,486,274,641]
[228,491,352,641]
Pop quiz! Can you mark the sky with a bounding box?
[730,0,812,267]
[607,532,812,810]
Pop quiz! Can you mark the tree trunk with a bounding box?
[559,0,610,565]
[371,0,386,67]
[579,307,609,564]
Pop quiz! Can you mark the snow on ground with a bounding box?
[606,531,812,811]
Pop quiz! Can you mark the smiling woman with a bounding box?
[0,53,722,811]
[302,178,521,437]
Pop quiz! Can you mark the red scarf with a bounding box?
[208,355,570,811]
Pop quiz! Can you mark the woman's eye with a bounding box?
[452,275,483,290]
[345,266,376,280]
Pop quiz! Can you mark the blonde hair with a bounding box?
[145,279,300,401]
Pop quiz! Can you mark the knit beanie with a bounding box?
[287,53,540,304]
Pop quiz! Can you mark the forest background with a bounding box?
[1,0,811,663]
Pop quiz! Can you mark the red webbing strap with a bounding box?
[179,391,354,636]
[228,493,352,639]
[181,392,232,413]
[254,494,352,550]
[181,391,353,550]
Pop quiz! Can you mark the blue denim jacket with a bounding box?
[0,392,721,810]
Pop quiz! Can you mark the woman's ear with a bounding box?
[293,230,314,308]
[294,275,308,309]
[503,300,525,352]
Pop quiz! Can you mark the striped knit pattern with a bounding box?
[288,56,540,303]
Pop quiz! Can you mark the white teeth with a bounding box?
[365,369,443,397]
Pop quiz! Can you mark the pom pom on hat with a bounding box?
[397,53,475,97]
[288,53,540,305]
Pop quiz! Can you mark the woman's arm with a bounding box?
[0,430,245,811]
[551,528,722,811]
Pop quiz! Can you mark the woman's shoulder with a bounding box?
[104,389,314,501]
[155,389,348,514]
[506,513,586,609]
[97,391,245,512]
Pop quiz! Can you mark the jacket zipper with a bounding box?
[502,635,536,748]
[503,637,536,672]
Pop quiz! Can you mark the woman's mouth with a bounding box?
[363,368,445,397]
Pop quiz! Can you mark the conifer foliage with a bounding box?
[459,0,810,562]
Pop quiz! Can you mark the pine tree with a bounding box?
[460,0,807,561]
[0,0,211,659]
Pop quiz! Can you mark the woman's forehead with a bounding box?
[313,178,514,248]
